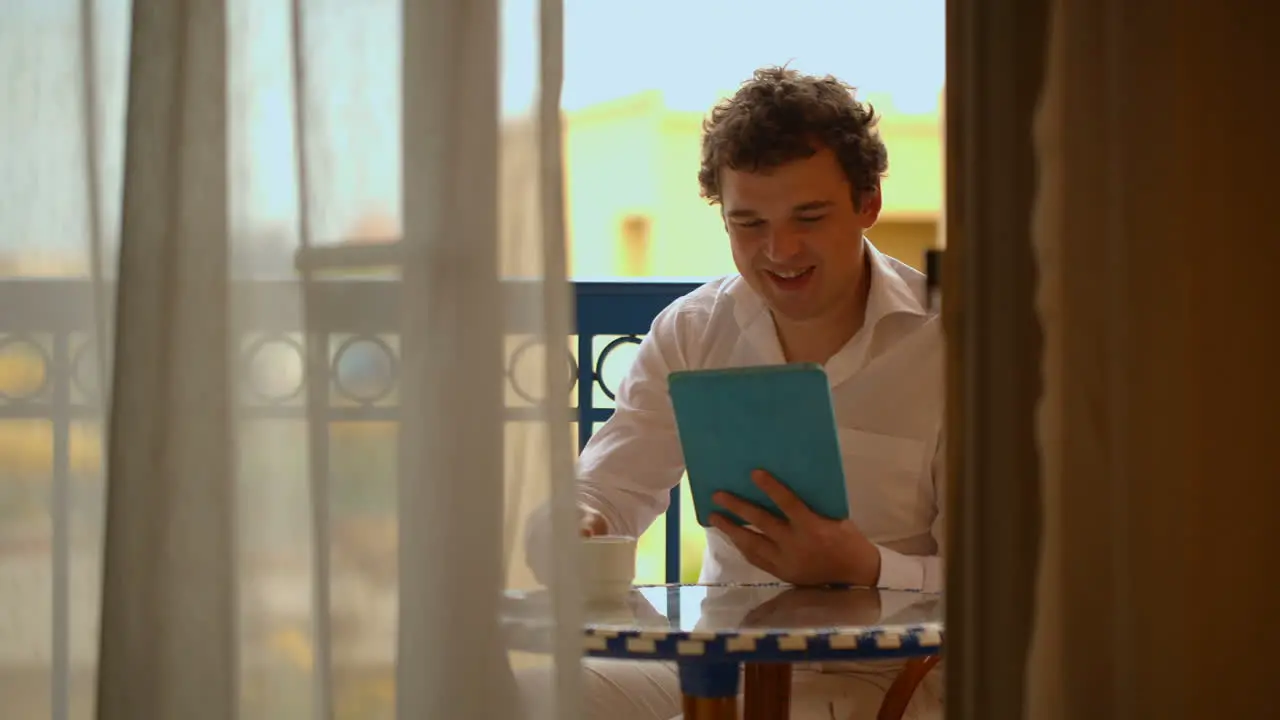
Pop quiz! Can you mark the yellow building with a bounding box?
[562,90,944,280]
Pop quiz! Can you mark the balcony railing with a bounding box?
[0,276,705,699]
[0,277,699,578]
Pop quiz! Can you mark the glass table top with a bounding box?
[502,584,944,662]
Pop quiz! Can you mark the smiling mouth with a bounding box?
[766,266,815,280]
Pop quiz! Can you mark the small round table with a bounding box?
[503,583,944,719]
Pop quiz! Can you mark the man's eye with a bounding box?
[735,219,766,229]
[797,215,826,224]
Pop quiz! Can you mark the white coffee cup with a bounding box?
[580,535,637,605]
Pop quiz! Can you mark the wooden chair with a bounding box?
[741,656,940,720]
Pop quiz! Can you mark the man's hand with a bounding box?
[579,505,609,537]
[527,504,608,586]
[710,470,881,587]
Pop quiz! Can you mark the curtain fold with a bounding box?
[1026,0,1278,715]
[396,0,510,715]
[98,0,238,717]
[1025,0,1065,715]
[536,0,584,712]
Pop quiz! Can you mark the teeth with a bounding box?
[771,267,811,279]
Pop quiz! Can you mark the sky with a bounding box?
[0,0,944,258]
[539,0,943,113]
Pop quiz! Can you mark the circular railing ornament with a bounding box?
[506,337,579,405]
[241,335,308,404]
[0,334,52,403]
[332,335,398,405]
[592,335,643,402]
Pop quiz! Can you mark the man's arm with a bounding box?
[875,427,946,593]
[524,305,689,580]
[576,308,689,538]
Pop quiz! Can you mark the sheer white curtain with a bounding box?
[0,0,579,718]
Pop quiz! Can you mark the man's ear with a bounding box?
[855,185,883,225]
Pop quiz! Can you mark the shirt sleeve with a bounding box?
[523,304,691,581]
[576,304,690,538]
[875,426,946,593]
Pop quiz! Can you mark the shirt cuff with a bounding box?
[876,544,927,591]
[578,488,622,535]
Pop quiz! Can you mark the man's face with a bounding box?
[720,148,881,323]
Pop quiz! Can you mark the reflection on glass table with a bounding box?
[502,583,944,720]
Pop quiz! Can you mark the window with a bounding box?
[618,214,652,277]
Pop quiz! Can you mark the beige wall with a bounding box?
[562,92,666,277]
[869,93,945,221]
[867,220,938,271]
[653,112,736,277]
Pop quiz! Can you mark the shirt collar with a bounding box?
[862,238,930,328]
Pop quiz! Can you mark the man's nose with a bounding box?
[763,229,804,262]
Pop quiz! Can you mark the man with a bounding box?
[532,66,944,719]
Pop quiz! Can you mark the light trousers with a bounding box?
[517,658,943,720]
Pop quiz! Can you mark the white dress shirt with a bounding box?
[577,240,945,593]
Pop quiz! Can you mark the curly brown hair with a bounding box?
[698,66,888,209]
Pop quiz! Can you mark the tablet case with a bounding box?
[668,363,850,527]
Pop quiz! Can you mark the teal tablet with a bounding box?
[668,363,850,527]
